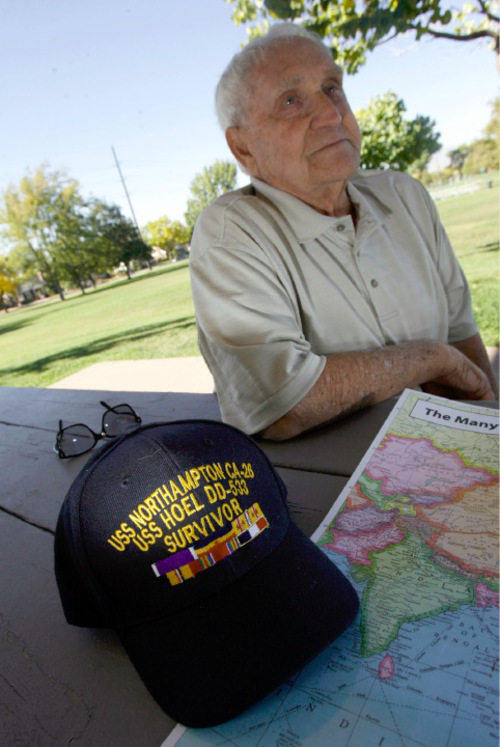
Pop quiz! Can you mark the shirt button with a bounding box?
[336,224,345,232]
[370,278,379,288]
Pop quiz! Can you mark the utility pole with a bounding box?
[111,146,142,238]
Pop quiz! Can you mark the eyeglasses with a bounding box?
[55,401,142,458]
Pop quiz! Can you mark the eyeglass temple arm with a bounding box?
[99,400,140,421]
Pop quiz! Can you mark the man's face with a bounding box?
[226,38,361,210]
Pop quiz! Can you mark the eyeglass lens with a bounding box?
[102,404,138,437]
[58,424,97,457]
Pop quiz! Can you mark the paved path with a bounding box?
[49,349,498,394]
[48,357,214,393]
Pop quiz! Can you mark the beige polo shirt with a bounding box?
[189,169,477,434]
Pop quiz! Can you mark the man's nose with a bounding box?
[311,92,342,127]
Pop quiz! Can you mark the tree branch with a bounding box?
[375,29,400,47]
[409,23,499,49]
[476,0,500,24]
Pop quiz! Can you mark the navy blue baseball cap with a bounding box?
[54,420,359,728]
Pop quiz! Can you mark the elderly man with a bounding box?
[190,23,497,441]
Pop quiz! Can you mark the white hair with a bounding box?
[215,22,329,131]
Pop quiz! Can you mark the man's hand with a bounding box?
[260,339,497,441]
[450,332,499,398]
[423,344,495,401]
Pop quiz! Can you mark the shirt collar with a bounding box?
[250,173,391,243]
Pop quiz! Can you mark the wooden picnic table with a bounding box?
[0,386,496,745]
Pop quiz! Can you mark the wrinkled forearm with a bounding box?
[260,340,495,441]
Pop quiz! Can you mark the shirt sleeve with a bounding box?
[190,201,325,434]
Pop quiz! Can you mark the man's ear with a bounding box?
[226,127,256,174]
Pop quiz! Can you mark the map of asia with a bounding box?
[167,389,499,747]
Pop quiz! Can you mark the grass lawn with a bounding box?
[0,173,498,388]
[432,172,499,347]
[0,262,198,387]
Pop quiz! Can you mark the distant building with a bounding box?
[151,245,190,263]
[18,276,48,305]
[151,246,168,262]
[172,245,190,262]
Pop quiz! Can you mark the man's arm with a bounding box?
[260,339,496,441]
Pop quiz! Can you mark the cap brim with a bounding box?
[117,522,359,728]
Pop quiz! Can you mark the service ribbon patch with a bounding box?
[152,502,269,585]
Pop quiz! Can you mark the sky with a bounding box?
[0,0,498,230]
